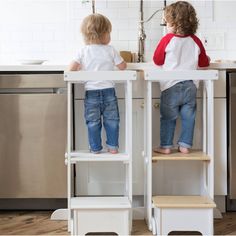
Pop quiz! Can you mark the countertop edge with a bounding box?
[0,62,235,72]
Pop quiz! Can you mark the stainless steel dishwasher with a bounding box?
[0,73,67,209]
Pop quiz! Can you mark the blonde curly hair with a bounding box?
[81,13,112,44]
[164,1,199,35]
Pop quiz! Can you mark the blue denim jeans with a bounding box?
[84,88,120,152]
[160,80,197,149]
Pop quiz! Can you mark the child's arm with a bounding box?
[153,34,174,66]
[116,61,127,70]
[68,61,81,71]
[191,35,210,67]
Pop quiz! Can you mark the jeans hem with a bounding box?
[106,144,119,150]
[178,142,192,148]
[160,145,173,149]
[89,147,103,153]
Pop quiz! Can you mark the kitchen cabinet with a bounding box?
[213,70,227,196]
[214,98,227,195]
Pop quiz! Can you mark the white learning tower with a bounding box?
[143,69,218,235]
[64,70,136,235]
[63,68,218,235]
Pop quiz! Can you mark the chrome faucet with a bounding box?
[137,0,167,62]
[82,0,95,13]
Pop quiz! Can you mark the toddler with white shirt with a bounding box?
[69,13,126,154]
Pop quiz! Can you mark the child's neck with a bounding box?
[88,41,107,45]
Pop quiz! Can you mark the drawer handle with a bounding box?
[140,102,160,108]
[153,103,160,109]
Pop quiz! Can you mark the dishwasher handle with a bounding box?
[54,88,67,94]
[0,88,65,94]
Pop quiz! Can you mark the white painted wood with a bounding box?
[144,69,218,82]
[71,197,131,209]
[65,71,135,235]
[50,208,68,220]
[154,207,214,235]
[73,209,130,235]
[64,70,136,82]
[214,207,223,219]
[144,69,218,235]
[68,151,129,162]
[144,81,153,231]
[206,80,214,199]
[67,82,72,232]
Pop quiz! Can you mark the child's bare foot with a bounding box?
[108,149,118,154]
[178,146,190,154]
[153,147,171,154]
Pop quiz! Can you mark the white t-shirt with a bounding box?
[75,44,124,90]
[153,33,209,91]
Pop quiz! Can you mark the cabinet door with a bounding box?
[214,98,227,195]
[132,99,144,195]
[214,70,226,98]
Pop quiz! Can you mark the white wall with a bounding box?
[0,0,234,64]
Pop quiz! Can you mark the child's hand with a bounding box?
[207,56,211,63]
[116,61,127,70]
[69,61,81,71]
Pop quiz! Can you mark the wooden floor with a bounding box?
[0,211,236,235]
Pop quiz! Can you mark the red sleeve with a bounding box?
[191,35,210,67]
[153,33,174,66]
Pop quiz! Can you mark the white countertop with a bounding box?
[0,64,67,72]
[0,61,236,72]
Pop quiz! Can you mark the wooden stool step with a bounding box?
[152,195,216,235]
[152,195,216,208]
[152,150,210,161]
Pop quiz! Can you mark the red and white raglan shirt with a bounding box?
[153,33,210,91]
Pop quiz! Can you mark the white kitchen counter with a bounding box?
[0,64,66,71]
[0,61,236,72]
[127,62,236,70]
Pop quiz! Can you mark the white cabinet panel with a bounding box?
[132,99,145,195]
[214,98,227,195]
[214,70,226,98]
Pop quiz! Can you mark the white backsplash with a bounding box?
[0,0,235,64]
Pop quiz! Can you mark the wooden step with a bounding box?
[66,151,129,162]
[152,195,216,208]
[70,196,131,209]
[152,149,210,161]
